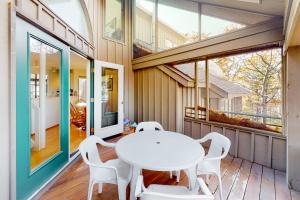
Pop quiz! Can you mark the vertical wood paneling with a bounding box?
[226,129,236,155]
[137,71,143,122]
[176,85,183,133]
[148,69,155,121]
[154,68,161,123]
[134,72,138,122]
[161,73,169,129]
[143,70,149,121]
[168,78,176,131]
[272,138,286,171]
[115,43,123,64]
[254,135,269,167]
[238,131,252,161]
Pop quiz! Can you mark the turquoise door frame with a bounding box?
[16,17,70,199]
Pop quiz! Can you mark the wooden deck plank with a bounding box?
[275,170,292,200]
[208,155,234,193]
[260,166,275,200]
[243,163,263,200]
[213,158,243,200]
[227,160,252,200]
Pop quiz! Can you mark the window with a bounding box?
[104,0,124,42]
[133,2,275,58]
[200,4,272,39]
[30,74,48,98]
[179,48,283,133]
[157,0,199,51]
[134,0,155,58]
[207,48,282,133]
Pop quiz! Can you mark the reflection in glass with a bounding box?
[104,0,124,41]
[69,51,88,155]
[157,0,199,51]
[101,68,118,128]
[134,0,155,58]
[30,37,61,170]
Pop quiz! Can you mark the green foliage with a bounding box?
[213,48,282,122]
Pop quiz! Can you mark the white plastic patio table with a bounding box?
[115,131,205,200]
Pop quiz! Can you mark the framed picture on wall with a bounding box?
[107,77,113,91]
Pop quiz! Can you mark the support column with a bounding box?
[287,46,300,191]
[205,59,209,121]
[194,61,198,119]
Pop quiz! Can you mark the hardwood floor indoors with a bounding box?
[39,135,300,200]
[31,124,86,169]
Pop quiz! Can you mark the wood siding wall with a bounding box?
[84,0,134,119]
[134,67,195,133]
[184,118,286,171]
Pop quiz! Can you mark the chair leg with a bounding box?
[176,170,180,183]
[98,183,103,194]
[117,182,127,200]
[217,174,223,200]
[170,171,173,179]
[88,181,94,200]
[206,174,210,184]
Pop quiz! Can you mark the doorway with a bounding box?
[94,61,124,138]
[69,51,90,156]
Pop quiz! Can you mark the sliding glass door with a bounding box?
[16,17,70,200]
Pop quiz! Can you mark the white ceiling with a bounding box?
[193,0,285,16]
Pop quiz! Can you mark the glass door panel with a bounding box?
[30,37,61,170]
[16,17,69,200]
[69,51,89,155]
[101,68,119,128]
[94,61,124,138]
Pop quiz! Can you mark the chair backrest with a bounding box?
[135,121,164,133]
[202,132,231,159]
[79,135,105,166]
[135,176,214,200]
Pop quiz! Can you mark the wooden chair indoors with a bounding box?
[70,103,86,130]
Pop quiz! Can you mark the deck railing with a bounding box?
[184,118,286,171]
[185,107,282,131]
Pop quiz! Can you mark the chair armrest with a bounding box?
[86,160,118,176]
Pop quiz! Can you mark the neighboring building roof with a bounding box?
[162,64,249,98]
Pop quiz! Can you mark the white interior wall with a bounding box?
[0,1,11,199]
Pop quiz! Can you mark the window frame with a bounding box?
[103,0,126,43]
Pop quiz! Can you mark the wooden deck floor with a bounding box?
[40,136,300,200]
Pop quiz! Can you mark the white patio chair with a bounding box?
[196,132,231,200]
[79,135,132,200]
[135,121,164,133]
[135,121,180,182]
[135,175,214,200]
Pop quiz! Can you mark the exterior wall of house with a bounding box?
[84,0,134,120]
[0,1,11,199]
[286,46,300,191]
[134,67,194,133]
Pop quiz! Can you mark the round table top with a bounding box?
[115,131,204,171]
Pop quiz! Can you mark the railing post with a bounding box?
[194,61,199,120]
[205,59,209,121]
